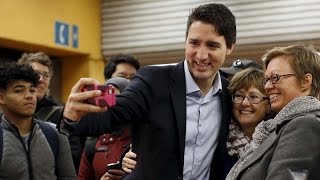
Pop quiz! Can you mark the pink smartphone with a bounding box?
[81,84,116,107]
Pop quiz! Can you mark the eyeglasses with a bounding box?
[232,94,269,104]
[35,70,51,80]
[263,73,295,86]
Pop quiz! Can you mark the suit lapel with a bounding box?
[209,76,232,179]
[219,77,232,148]
[169,62,186,170]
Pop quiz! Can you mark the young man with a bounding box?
[18,52,83,173]
[60,3,236,180]
[104,54,140,80]
[17,52,61,123]
[0,62,76,180]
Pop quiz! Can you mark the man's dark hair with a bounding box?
[186,3,237,49]
[104,54,140,79]
[0,62,39,90]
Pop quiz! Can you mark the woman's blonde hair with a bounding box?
[262,44,320,97]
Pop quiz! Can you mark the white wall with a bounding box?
[101,0,320,65]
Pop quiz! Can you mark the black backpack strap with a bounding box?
[36,106,62,123]
[84,137,98,164]
[38,121,59,174]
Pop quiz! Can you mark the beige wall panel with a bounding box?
[101,0,320,65]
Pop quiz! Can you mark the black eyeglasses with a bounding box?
[34,70,51,80]
[232,94,269,104]
[263,73,295,86]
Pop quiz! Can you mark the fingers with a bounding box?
[126,151,137,159]
[123,157,137,168]
[71,78,100,93]
[101,169,124,180]
[108,169,125,176]
[69,90,101,103]
[63,78,106,121]
[69,78,102,102]
[122,151,137,173]
[106,170,124,180]
[100,172,109,180]
[122,164,132,173]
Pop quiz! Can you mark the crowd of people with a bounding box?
[0,2,319,180]
[0,63,76,179]
[78,54,140,180]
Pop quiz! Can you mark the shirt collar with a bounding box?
[184,60,222,96]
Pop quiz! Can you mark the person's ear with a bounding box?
[226,44,235,56]
[267,103,272,113]
[0,92,5,105]
[301,73,312,91]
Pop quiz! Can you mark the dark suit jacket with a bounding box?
[308,152,320,180]
[236,113,320,180]
[61,61,232,180]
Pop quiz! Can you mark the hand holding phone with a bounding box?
[107,161,122,170]
[81,84,116,107]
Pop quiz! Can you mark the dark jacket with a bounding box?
[308,152,320,180]
[235,113,320,179]
[36,96,59,113]
[35,96,63,124]
[60,61,232,180]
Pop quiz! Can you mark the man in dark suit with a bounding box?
[60,3,236,180]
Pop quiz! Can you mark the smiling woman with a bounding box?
[219,67,274,177]
[228,68,272,141]
[224,67,273,176]
[226,44,320,180]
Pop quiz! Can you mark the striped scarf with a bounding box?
[226,96,320,180]
[226,119,250,158]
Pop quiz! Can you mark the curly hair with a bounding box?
[0,62,39,90]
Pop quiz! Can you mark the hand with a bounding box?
[122,151,137,173]
[100,169,125,180]
[63,78,107,121]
